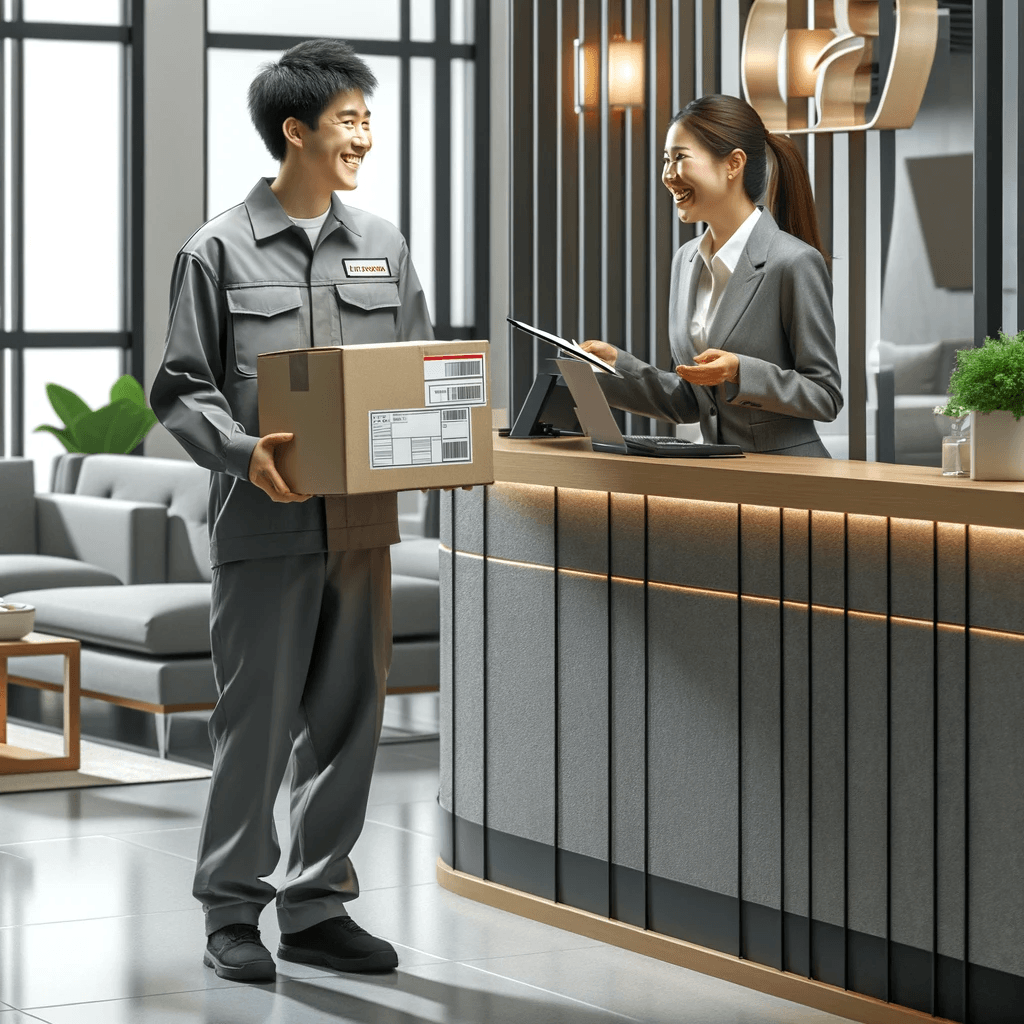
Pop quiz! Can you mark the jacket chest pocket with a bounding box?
[227,286,303,376]
[336,282,401,344]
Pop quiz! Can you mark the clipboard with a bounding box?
[506,316,624,378]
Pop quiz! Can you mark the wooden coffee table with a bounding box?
[0,632,81,774]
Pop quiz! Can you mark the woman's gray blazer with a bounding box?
[600,209,843,457]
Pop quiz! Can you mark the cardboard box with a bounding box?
[257,340,494,495]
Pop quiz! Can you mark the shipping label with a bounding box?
[423,353,486,407]
[369,407,472,469]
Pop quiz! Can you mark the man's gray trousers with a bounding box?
[193,547,392,935]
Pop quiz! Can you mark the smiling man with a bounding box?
[150,40,432,983]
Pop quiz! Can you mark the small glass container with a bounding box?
[941,414,971,477]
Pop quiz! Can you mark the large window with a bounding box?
[0,0,142,490]
[205,0,489,341]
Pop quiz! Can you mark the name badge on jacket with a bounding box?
[344,258,392,278]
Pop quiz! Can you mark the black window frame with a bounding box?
[203,0,490,343]
[0,0,144,459]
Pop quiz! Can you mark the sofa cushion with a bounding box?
[391,538,441,581]
[0,555,122,594]
[391,574,439,639]
[5,583,211,657]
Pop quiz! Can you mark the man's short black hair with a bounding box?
[248,39,378,162]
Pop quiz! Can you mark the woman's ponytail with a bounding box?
[765,132,830,267]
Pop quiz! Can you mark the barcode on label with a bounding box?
[443,359,483,377]
[442,440,470,461]
[442,408,469,421]
[423,354,487,407]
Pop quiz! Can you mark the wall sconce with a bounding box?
[574,36,645,113]
[742,0,938,134]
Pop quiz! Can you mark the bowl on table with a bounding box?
[0,601,36,641]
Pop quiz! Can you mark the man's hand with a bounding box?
[581,340,618,367]
[676,349,739,387]
[248,432,312,503]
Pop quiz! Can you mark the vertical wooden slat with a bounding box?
[626,0,647,435]
[579,0,602,347]
[508,0,535,420]
[699,0,717,97]
[847,132,867,461]
[813,135,834,260]
[559,0,580,344]
[602,0,625,430]
[535,0,559,360]
[785,0,808,160]
[648,0,673,435]
[973,0,1002,345]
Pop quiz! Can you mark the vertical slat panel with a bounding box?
[786,0,808,159]
[534,0,559,352]
[847,132,867,460]
[578,0,602,347]
[648,0,673,435]
[973,1,1002,345]
[699,0,717,97]
[558,0,580,343]
[625,0,647,435]
[508,0,535,418]
[602,0,625,432]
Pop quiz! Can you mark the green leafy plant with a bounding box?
[34,375,158,454]
[943,329,1024,421]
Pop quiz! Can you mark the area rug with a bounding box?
[0,723,212,794]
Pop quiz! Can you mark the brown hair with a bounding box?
[670,95,830,266]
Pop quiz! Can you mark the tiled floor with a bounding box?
[0,695,852,1023]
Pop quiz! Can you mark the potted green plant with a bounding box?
[942,329,1024,481]
[35,375,158,454]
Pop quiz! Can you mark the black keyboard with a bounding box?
[592,435,744,458]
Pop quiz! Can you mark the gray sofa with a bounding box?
[0,454,441,756]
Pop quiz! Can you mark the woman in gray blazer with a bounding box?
[585,95,843,457]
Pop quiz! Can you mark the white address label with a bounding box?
[369,407,472,469]
[423,353,486,407]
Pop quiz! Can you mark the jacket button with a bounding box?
[710,407,717,416]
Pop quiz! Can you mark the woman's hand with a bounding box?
[676,349,739,387]
[581,340,618,367]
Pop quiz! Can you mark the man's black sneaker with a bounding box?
[203,923,277,982]
[278,915,399,973]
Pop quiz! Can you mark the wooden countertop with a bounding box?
[492,434,1024,529]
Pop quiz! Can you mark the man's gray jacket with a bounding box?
[151,178,434,566]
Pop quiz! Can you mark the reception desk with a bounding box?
[437,435,1024,1024]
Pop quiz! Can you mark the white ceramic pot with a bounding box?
[970,410,1024,481]
[0,601,35,641]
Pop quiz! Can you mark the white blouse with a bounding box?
[689,207,762,353]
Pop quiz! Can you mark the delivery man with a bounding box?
[150,39,433,983]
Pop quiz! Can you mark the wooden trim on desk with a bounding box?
[437,857,957,1024]
[493,435,1024,529]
